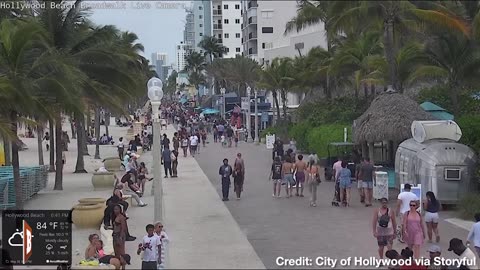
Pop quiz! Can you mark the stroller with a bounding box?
[331,180,347,207]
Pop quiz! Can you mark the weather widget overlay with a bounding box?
[2,210,72,265]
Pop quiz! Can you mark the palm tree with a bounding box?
[259,58,296,120]
[407,33,480,115]
[198,36,227,63]
[0,18,78,207]
[225,56,261,96]
[185,51,206,73]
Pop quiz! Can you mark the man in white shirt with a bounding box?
[332,158,343,181]
[467,213,480,258]
[137,224,161,270]
[155,222,170,269]
[448,238,478,269]
[189,134,199,157]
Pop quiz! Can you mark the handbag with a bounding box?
[315,173,322,184]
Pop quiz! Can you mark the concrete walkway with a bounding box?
[158,127,265,269]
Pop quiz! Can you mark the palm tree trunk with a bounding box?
[54,112,63,190]
[272,90,281,121]
[4,139,11,166]
[105,112,110,137]
[10,111,23,209]
[86,106,91,136]
[70,117,76,139]
[49,119,55,172]
[280,89,288,120]
[363,83,369,99]
[74,112,87,173]
[370,84,376,98]
[37,125,44,166]
[384,18,398,91]
[94,107,101,159]
[449,82,460,116]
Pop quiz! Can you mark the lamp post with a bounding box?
[246,86,252,142]
[220,87,226,120]
[147,77,163,222]
[254,88,259,144]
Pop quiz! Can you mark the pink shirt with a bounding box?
[333,161,342,180]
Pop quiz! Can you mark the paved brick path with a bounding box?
[195,140,473,269]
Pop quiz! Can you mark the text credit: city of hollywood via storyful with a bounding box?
[276,256,477,268]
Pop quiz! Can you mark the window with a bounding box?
[218,34,222,38]
[224,33,229,38]
[261,11,273,18]
[199,15,203,19]
[177,46,181,50]
[262,43,265,49]
[224,19,229,24]
[262,27,273,33]
[236,47,241,52]
[224,4,228,9]
[445,168,461,180]
[199,24,203,27]
[199,6,202,10]
[236,33,241,38]
[199,33,203,36]
[235,19,240,24]
[236,4,240,9]
[225,47,230,53]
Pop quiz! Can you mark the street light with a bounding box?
[220,87,226,120]
[254,88,259,144]
[246,86,252,142]
[147,77,163,222]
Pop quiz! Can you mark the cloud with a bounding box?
[8,231,23,247]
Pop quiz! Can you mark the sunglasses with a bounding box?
[410,204,416,207]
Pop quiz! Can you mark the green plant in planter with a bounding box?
[458,193,480,220]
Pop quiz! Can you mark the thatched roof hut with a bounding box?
[354,92,435,144]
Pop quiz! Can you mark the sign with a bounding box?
[241,97,249,110]
[261,111,269,122]
[2,210,72,265]
[400,184,422,212]
[266,134,275,149]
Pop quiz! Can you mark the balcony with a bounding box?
[248,16,257,24]
[247,1,258,9]
[217,39,223,44]
[213,9,222,16]
[248,48,258,55]
[248,32,257,40]
[213,24,223,30]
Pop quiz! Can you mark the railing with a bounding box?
[0,165,49,209]
[249,32,258,39]
[248,1,258,9]
[248,16,257,24]
[213,10,222,16]
[213,24,223,30]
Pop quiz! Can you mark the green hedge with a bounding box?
[457,115,480,154]
[305,124,352,157]
[458,193,480,219]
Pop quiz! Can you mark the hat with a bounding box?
[448,238,463,251]
[404,183,412,190]
[428,245,441,253]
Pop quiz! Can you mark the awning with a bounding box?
[202,108,220,115]
[179,98,188,104]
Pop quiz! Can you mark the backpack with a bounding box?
[273,163,282,178]
[378,208,390,228]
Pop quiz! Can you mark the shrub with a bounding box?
[458,193,480,220]
[457,115,480,154]
[288,122,310,151]
[305,124,352,158]
[260,126,277,140]
[296,97,369,126]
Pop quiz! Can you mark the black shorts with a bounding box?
[141,261,157,270]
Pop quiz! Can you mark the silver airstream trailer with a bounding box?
[395,120,477,204]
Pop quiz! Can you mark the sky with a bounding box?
[88,1,188,65]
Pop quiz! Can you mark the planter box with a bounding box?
[91,173,115,190]
[72,203,105,229]
[103,157,122,172]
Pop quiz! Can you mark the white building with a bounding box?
[151,52,168,64]
[175,42,191,72]
[242,0,326,108]
[215,0,242,58]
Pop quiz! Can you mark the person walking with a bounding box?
[396,183,419,242]
[360,157,375,207]
[338,161,352,207]
[161,146,172,178]
[269,156,283,198]
[355,158,365,203]
[189,133,199,157]
[154,222,169,270]
[171,149,179,178]
[372,197,397,259]
[233,153,245,200]
[112,205,127,261]
[43,131,50,151]
[117,137,125,160]
[219,158,233,201]
[282,156,295,198]
[424,191,441,243]
[201,129,207,147]
[307,159,321,207]
[293,155,307,197]
[181,135,189,157]
[403,200,425,259]
[172,132,180,153]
